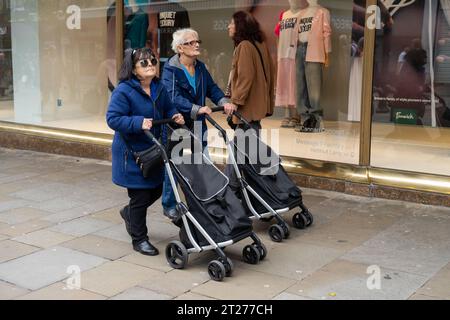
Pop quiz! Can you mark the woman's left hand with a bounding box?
[172,113,185,125]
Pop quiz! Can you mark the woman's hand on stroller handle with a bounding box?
[172,113,185,126]
[142,118,153,130]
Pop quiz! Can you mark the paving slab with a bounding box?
[0,280,30,300]
[49,217,115,237]
[139,266,211,297]
[0,240,40,263]
[0,220,53,237]
[61,235,134,260]
[16,282,107,300]
[80,260,163,297]
[13,229,75,249]
[414,263,450,299]
[0,207,53,225]
[343,216,450,277]
[0,246,106,290]
[191,268,296,300]
[175,292,216,300]
[110,286,173,300]
[286,259,429,300]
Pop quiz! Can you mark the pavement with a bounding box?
[0,147,449,300]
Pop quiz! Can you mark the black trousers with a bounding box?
[125,185,163,245]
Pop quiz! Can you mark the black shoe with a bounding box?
[133,240,159,256]
[120,206,131,236]
[163,207,180,220]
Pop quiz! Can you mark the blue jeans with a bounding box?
[295,42,323,121]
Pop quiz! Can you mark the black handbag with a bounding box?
[120,133,164,179]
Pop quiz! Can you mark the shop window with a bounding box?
[371,0,450,175]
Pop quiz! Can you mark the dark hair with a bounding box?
[232,11,265,47]
[118,47,157,82]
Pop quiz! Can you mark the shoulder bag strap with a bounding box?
[250,41,267,83]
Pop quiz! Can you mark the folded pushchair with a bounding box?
[145,119,267,282]
[205,110,314,243]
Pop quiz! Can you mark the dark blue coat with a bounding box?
[106,77,177,189]
[161,55,228,146]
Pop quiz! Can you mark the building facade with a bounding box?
[0,0,449,205]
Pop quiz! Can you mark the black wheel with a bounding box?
[293,212,309,230]
[281,223,290,239]
[219,257,234,277]
[242,244,261,265]
[268,224,285,242]
[165,241,189,269]
[303,209,314,227]
[208,260,226,282]
[253,243,267,261]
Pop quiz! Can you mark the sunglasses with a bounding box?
[137,57,158,68]
[182,40,202,47]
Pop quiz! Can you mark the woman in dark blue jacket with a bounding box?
[106,47,184,256]
[160,28,236,217]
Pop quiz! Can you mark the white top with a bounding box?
[277,9,302,60]
[298,6,318,43]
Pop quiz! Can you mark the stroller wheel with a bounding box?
[208,260,226,282]
[293,212,309,230]
[281,223,290,239]
[242,245,261,265]
[253,242,267,261]
[303,210,314,227]
[219,257,234,277]
[268,224,285,242]
[165,241,189,269]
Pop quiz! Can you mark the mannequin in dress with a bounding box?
[275,0,307,128]
[295,0,332,132]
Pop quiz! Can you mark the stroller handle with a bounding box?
[231,111,252,127]
[143,118,176,143]
[152,118,177,126]
[210,106,225,113]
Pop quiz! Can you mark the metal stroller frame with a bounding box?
[145,119,267,281]
[205,108,314,243]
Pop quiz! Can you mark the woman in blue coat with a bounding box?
[160,28,236,217]
[106,47,184,256]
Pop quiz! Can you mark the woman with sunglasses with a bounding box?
[160,28,237,219]
[106,47,185,256]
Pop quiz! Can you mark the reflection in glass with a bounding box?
[371,0,450,175]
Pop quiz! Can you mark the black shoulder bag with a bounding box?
[120,133,164,179]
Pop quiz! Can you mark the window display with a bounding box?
[371,0,450,176]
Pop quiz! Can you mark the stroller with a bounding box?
[205,109,314,243]
[144,119,267,282]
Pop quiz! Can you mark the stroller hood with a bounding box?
[171,153,229,202]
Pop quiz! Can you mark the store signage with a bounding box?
[393,109,418,125]
[381,0,417,16]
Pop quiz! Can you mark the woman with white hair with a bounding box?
[160,28,236,219]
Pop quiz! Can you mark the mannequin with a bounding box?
[157,0,191,67]
[275,0,308,129]
[295,0,332,133]
[124,0,149,49]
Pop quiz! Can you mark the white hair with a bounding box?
[171,28,199,54]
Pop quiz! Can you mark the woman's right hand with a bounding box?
[198,106,212,115]
[142,118,153,130]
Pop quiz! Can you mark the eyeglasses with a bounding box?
[137,58,158,68]
[182,40,202,47]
